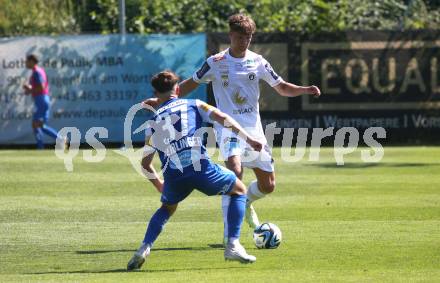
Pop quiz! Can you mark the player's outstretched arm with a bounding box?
[179,78,199,97]
[141,152,163,193]
[209,108,263,152]
[141,78,200,109]
[273,81,321,98]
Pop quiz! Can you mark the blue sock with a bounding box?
[227,194,246,239]
[143,206,171,247]
[33,127,44,149]
[41,124,60,140]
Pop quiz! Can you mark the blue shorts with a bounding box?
[33,95,50,123]
[161,162,237,205]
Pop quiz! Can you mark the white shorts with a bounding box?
[217,134,274,173]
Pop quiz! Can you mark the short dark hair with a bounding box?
[228,13,256,35]
[151,70,179,93]
[26,54,39,64]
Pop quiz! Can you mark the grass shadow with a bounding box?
[207,244,224,249]
[26,266,246,275]
[76,244,224,255]
[306,162,440,169]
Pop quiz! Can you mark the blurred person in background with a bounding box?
[22,54,65,149]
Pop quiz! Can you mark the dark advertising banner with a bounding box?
[208,31,440,144]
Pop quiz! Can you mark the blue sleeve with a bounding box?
[32,71,44,85]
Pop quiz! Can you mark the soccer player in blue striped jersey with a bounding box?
[127,71,263,270]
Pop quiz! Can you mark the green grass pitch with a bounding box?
[1,147,439,282]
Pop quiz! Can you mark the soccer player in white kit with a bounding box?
[144,13,321,243]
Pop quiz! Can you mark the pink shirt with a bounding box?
[30,66,49,97]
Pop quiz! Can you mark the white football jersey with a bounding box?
[192,48,283,141]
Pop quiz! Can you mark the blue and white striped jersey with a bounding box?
[144,98,215,178]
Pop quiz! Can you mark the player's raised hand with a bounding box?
[142,97,160,110]
[247,138,263,152]
[308,85,321,98]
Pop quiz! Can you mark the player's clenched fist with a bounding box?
[247,138,263,152]
[308,85,321,98]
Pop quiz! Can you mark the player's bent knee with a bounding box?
[162,204,178,216]
[32,121,40,129]
[141,157,149,170]
[33,121,43,129]
[228,180,247,196]
[260,180,276,194]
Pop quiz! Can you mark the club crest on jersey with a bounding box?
[232,89,247,105]
[248,72,256,80]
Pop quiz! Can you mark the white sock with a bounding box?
[137,243,151,256]
[246,180,266,204]
[228,237,240,245]
[222,195,231,239]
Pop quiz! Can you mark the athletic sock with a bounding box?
[227,237,239,245]
[246,180,266,204]
[33,127,44,149]
[222,194,230,239]
[41,124,61,140]
[227,194,246,239]
[142,206,170,247]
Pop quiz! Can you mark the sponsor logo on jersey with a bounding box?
[248,72,256,80]
[223,137,240,154]
[245,59,255,67]
[264,63,279,80]
[221,73,229,87]
[196,61,210,79]
[157,99,187,114]
[234,62,245,71]
[232,107,254,115]
[223,137,238,144]
[213,54,226,62]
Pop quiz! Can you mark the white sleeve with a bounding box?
[192,58,215,83]
[195,99,215,123]
[259,57,283,87]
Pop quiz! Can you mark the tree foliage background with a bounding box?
[0,0,439,36]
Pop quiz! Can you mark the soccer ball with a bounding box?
[253,222,282,249]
